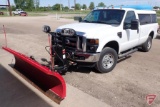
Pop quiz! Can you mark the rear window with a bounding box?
[151,14,157,23]
[138,14,157,25]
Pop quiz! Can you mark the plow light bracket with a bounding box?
[43,25,51,33]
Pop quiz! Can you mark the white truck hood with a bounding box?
[56,22,116,38]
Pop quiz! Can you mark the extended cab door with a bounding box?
[121,11,139,51]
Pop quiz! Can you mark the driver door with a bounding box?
[121,11,139,51]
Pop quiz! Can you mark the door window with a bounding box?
[124,11,136,29]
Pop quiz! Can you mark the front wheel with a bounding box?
[142,36,152,52]
[96,47,118,73]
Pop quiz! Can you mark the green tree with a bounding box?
[64,6,69,11]
[75,3,81,10]
[14,0,34,11]
[89,2,95,10]
[39,6,47,11]
[26,0,34,11]
[52,4,63,11]
[34,0,40,9]
[11,5,16,11]
[98,2,106,7]
[82,4,87,10]
[14,0,25,9]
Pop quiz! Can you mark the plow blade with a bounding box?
[2,47,66,104]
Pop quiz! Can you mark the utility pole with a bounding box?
[68,0,70,9]
[59,0,61,11]
[34,0,40,10]
[7,0,12,16]
[74,0,76,11]
[34,0,36,10]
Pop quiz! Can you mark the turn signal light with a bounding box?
[88,39,99,45]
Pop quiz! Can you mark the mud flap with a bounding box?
[2,47,66,104]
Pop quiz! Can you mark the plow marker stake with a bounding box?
[2,47,66,104]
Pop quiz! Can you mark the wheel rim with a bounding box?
[102,54,114,69]
[147,39,151,49]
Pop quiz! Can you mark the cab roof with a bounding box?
[94,8,156,14]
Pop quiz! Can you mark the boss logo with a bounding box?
[61,28,75,36]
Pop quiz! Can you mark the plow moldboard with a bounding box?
[2,47,66,104]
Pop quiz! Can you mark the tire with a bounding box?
[158,29,160,34]
[96,47,118,73]
[142,36,152,52]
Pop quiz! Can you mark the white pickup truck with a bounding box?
[12,9,24,15]
[53,7,158,73]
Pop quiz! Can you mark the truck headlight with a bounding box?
[87,39,99,53]
[87,39,99,45]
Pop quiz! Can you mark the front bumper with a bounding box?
[69,52,100,62]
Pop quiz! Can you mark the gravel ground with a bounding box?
[0,16,160,107]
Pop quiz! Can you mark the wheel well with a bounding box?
[149,31,154,39]
[103,41,119,53]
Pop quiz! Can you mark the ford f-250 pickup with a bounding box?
[44,7,158,73]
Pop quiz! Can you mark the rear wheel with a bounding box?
[142,36,152,52]
[158,28,160,34]
[96,47,118,73]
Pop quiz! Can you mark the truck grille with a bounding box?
[55,34,84,52]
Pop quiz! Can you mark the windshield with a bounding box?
[82,9,125,25]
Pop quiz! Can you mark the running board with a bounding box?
[118,48,138,58]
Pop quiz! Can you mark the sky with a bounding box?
[2,0,160,7]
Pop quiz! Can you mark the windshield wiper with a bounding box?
[82,20,91,23]
[94,21,107,24]
[93,20,120,25]
[105,23,120,25]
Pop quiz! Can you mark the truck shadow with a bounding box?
[117,55,132,63]
[67,66,97,74]
[40,56,132,74]
[67,56,132,74]
[156,35,160,39]
[40,58,100,74]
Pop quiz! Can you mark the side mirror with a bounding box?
[131,19,139,30]
[74,16,82,22]
[43,25,51,33]
[79,17,82,22]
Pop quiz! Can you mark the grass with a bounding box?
[0,11,47,17]
[157,10,160,17]
[24,10,90,17]
[0,12,10,17]
[27,12,47,16]
[158,18,160,25]
[52,10,90,14]
[27,10,91,14]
